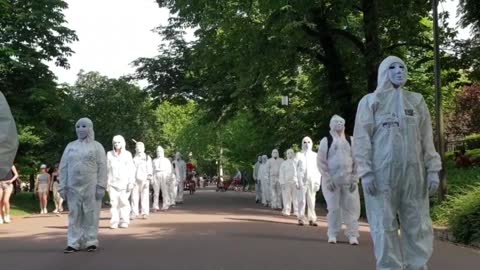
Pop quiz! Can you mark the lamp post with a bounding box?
[432,0,447,201]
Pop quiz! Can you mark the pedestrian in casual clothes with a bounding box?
[0,165,18,224]
[35,164,51,214]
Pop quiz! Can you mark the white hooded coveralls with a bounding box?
[152,147,174,210]
[59,118,107,249]
[318,115,360,239]
[258,155,270,205]
[296,137,321,222]
[132,146,153,217]
[107,135,135,226]
[172,154,186,203]
[267,151,284,209]
[353,56,441,270]
[0,92,18,179]
[279,150,299,216]
[253,156,262,202]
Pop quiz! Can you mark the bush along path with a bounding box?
[431,149,480,247]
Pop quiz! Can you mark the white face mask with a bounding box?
[388,62,407,88]
[175,152,181,161]
[302,137,313,151]
[333,119,345,132]
[272,150,279,159]
[286,149,295,160]
[76,120,89,140]
[113,140,123,150]
[262,156,268,163]
[157,147,165,158]
[136,144,145,154]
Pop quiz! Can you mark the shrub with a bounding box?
[449,84,480,137]
[464,133,480,150]
[433,185,480,245]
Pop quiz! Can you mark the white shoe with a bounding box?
[0,218,3,224]
[119,223,129,228]
[328,237,337,244]
[4,216,11,223]
[110,223,118,229]
[142,214,148,219]
[40,209,45,214]
[349,237,359,245]
[53,209,59,214]
[43,208,48,214]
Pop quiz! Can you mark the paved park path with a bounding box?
[0,187,479,270]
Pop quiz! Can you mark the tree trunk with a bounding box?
[313,18,356,133]
[361,0,382,92]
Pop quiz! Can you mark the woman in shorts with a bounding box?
[36,164,51,214]
[0,165,18,224]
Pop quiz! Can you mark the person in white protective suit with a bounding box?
[0,92,18,180]
[318,115,360,245]
[267,149,284,210]
[131,142,153,218]
[258,155,270,206]
[172,152,187,204]
[107,135,135,229]
[353,56,442,270]
[279,149,299,216]
[152,146,174,211]
[296,136,321,226]
[253,156,262,203]
[59,118,107,253]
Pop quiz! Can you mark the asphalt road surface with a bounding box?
[0,187,479,270]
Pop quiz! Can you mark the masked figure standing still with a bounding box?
[354,56,441,270]
[59,118,107,253]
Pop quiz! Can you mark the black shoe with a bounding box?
[309,221,318,227]
[63,246,78,254]
[255,199,260,204]
[87,245,97,252]
[298,220,304,226]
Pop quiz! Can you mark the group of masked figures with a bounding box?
[253,119,360,247]
[252,56,442,270]
[6,56,440,269]
[56,121,188,253]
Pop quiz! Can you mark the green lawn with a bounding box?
[9,192,56,216]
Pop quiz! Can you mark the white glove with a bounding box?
[95,187,106,200]
[362,174,376,196]
[349,182,357,193]
[427,172,440,196]
[325,179,336,192]
[127,183,134,192]
[314,183,320,192]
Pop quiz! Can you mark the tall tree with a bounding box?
[138,0,438,134]
[70,71,158,152]
[0,0,77,166]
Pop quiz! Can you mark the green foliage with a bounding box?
[431,159,480,235]
[464,133,480,150]
[0,0,77,168]
[432,184,480,245]
[69,71,158,153]
[459,0,480,34]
